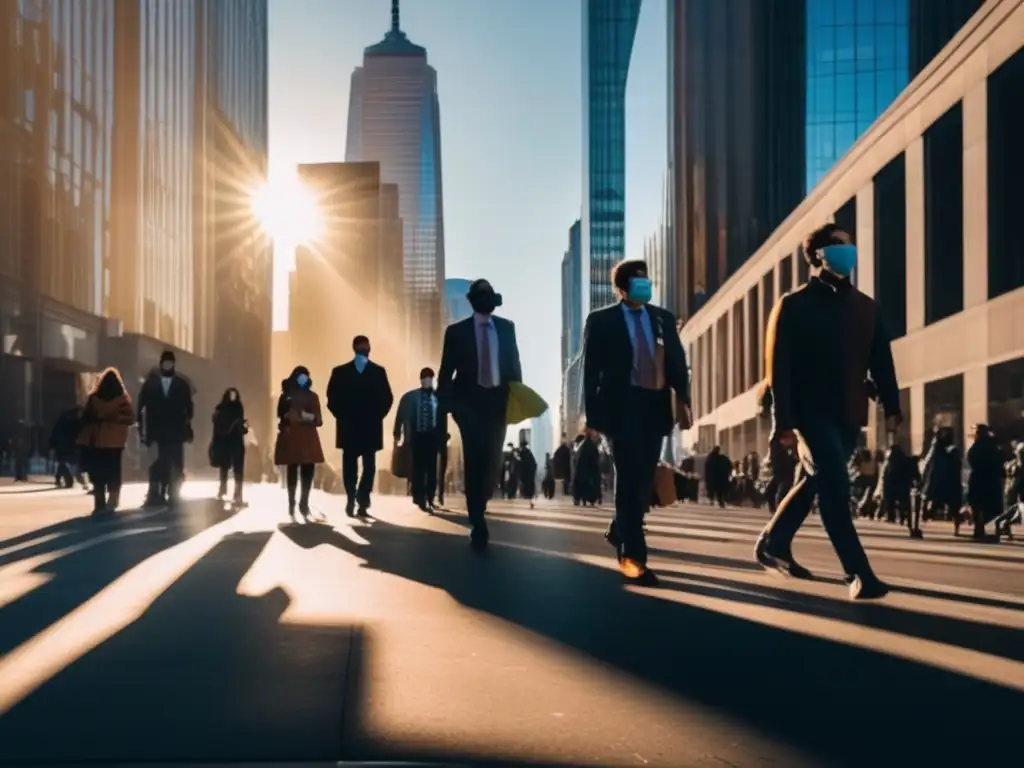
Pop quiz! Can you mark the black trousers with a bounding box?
[342,450,376,507]
[437,447,449,501]
[286,463,314,507]
[149,441,184,502]
[454,387,506,528]
[411,432,440,505]
[608,389,664,565]
[218,447,245,494]
[87,448,123,509]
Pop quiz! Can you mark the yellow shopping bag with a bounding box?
[506,382,548,425]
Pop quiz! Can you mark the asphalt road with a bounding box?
[0,481,1021,767]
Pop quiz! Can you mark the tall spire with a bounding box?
[391,0,400,33]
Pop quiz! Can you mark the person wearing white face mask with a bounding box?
[394,366,445,512]
[326,335,395,517]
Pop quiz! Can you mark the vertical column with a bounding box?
[963,367,988,445]
[962,80,988,309]
[905,137,926,333]
[856,182,876,298]
[742,291,751,392]
[910,383,925,455]
[725,307,734,403]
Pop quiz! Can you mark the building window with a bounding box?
[923,102,964,324]
[874,153,907,338]
[747,284,760,390]
[988,356,1024,448]
[732,299,744,400]
[924,373,964,452]
[760,269,773,377]
[715,315,728,409]
[988,49,1024,300]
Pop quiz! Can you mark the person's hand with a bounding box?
[885,413,903,434]
[676,402,693,431]
[775,429,797,448]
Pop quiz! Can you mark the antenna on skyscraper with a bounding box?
[391,0,400,32]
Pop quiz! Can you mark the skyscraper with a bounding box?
[581,0,642,318]
[560,220,582,373]
[345,0,445,363]
[443,278,473,327]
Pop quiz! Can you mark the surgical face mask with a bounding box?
[354,349,370,360]
[626,277,653,304]
[229,391,238,402]
[421,377,434,389]
[820,244,857,278]
[296,373,310,388]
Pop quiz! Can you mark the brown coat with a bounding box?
[76,394,135,449]
[274,389,326,466]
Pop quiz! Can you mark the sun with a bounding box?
[250,168,324,250]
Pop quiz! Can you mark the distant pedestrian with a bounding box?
[77,367,134,515]
[394,366,444,512]
[137,350,194,507]
[210,388,248,507]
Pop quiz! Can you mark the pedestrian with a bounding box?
[755,223,898,600]
[517,441,538,508]
[137,350,194,507]
[275,366,325,521]
[210,387,248,506]
[326,335,394,517]
[965,423,1004,540]
[77,367,134,516]
[581,258,692,585]
[394,366,444,512]
[437,278,523,550]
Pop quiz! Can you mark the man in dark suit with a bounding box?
[393,366,445,512]
[583,259,691,585]
[137,350,194,508]
[438,278,522,549]
[326,335,394,517]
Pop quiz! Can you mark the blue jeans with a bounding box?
[763,422,874,580]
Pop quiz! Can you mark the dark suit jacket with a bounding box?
[437,315,522,420]
[137,373,194,444]
[582,302,690,438]
[325,361,394,453]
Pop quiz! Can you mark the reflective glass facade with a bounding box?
[346,15,446,362]
[561,220,582,372]
[805,0,909,192]
[208,0,268,161]
[0,0,116,315]
[582,0,641,316]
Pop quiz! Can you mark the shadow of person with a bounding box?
[0,497,240,657]
[318,517,1021,767]
[0,531,365,764]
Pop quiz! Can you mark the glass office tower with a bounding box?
[805,0,909,192]
[581,0,642,316]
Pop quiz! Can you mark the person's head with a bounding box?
[352,335,370,359]
[290,366,312,390]
[467,279,502,316]
[222,387,241,405]
[159,350,176,377]
[804,223,856,280]
[611,259,653,306]
[971,423,991,441]
[419,366,435,389]
[92,367,126,400]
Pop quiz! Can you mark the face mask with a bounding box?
[468,291,502,315]
[296,373,310,388]
[229,392,237,402]
[626,277,653,304]
[160,363,174,377]
[421,377,434,389]
[820,244,857,278]
[354,352,369,365]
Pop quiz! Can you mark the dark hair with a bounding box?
[803,223,851,268]
[220,387,243,406]
[419,366,435,379]
[91,367,127,400]
[468,279,492,296]
[352,335,369,349]
[288,366,311,388]
[611,259,649,294]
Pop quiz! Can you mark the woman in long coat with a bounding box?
[275,366,325,519]
[77,367,135,515]
[210,387,248,505]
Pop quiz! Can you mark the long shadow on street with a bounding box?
[286,517,1020,767]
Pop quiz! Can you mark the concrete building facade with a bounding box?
[679,0,1024,460]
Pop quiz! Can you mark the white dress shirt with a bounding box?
[474,312,500,388]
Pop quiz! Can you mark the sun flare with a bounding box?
[250,168,324,250]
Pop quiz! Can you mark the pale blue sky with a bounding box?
[269,0,666,420]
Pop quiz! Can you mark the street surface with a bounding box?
[0,482,1021,767]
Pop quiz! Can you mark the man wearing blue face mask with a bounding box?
[756,224,901,600]
[326,335,395,517]
[582,259,691,586]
